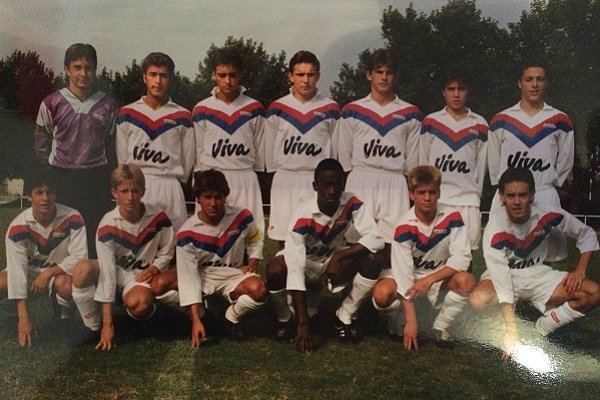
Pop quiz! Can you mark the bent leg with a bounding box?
[151,269,180,307]
[536,278,600,335]
[336,252,382,325]
[71,260,101,330]
[470,279,499,311]
[226,275,267,324]
[266,255,292,323]
[124,286,156,320]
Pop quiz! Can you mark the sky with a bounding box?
[0,0,532,96]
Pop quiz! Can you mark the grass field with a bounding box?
[1,206,599,400]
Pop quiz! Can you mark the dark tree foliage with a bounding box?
[332,1,514,119]
[0,50,55,120]
[194,36,289,107]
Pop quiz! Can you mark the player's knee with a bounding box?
[245,278,268,302]
[372,282,396,308]
[125,294,154,318]
[469,285,493,311]
[358,252,382,279]
[72,259,99,288]
[453,272,476,296]
[54,274,73,300]
[266,256,287,288]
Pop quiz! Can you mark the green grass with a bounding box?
[1,207,600,400]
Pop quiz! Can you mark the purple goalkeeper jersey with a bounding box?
[35,88,118,169]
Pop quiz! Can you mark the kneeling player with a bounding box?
[372,166,475,350]
[470,168,600,357]
[0,171,87,347]
[266,158,384,354]
[72,164,178,350]
[177,169,266,347]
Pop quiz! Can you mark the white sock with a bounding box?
[336,273,377,325]
[269,289,292,323]
[156,290,180,307]
[225,294,265,324]
[55,294,71,319]
[72,285,101,331]
[535,302,585,336]
[433,290,468,331]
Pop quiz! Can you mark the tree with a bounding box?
[194,36,289,107]
[331,1,514,119]
[0,50,55,120]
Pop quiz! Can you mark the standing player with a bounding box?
[420,72,488,250]
[177,170,266,347]
[34,43,118,257]
[336,48,421,247]
[72,164,177,350]
[265,50,340,245]
[116,52,195,232]
[470,168,600,357]
[266,159,384,354]
[192,47,266,235]
[488,63,574,261]
[0,172,87,347]
[372,166,475,350]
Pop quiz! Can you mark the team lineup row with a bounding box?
[0,43,597,357]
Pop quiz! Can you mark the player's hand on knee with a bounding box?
[191,320,207,348]
[31,270,52,295]
[403,321,418,352]
[96,324,116,351]
[562,270,585,294]
[17,317,34,347]
[295,323,313,355]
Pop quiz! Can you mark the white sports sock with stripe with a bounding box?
[225,294,265,324]
[336,273,377,325]
[433,290,468,331]
[535,302,585,336]
[72,285,101,331]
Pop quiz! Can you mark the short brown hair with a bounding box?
[142,52,175,75]
[407,166,442,192]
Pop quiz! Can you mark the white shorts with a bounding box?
[199,266,259,303]
[480,264,566,313]
[441,203,481,250]
[345,168,409,243]
[122,279,151,299]
[491,186,566,261]
[268,170,314,241]
[195,169,265,237]
[144,175,188,232]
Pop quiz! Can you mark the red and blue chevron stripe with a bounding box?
[8,214,85,255]
[491,212,564,258]
[394,212,464,252]
[266,102,339,134]
[292,196,363,244]
[489,113,573,148]
[342,104,422,137]
[176,209,254,258]
[192,102,264,135]
[97,212,172,254]
[422,118,487,151]
[117,108,192,141]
